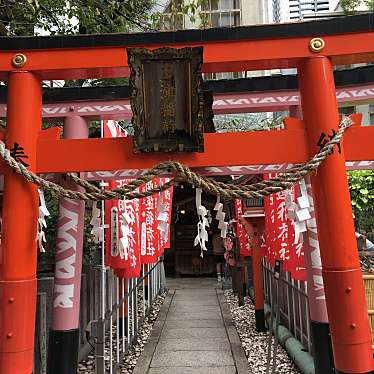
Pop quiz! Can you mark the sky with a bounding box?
[152,0,170,13]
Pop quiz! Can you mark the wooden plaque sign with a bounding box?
[128,46,207,152]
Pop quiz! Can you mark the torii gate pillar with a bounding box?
[0,72,41,374]
[299,56,373,374]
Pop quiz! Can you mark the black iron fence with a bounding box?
[34,260,164,374]
[263,261,312,354]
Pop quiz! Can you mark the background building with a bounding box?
[159,0,373,126]
[272,0,339,21]
[158,1,373,275]
[159,0,271,29]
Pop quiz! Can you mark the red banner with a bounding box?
[264,174,306,280]
[139,177,173,263]
[103,120,142,277]
[105,179,142,278]
[158,177,173,250]
[103,120,174,272]
[140,179,160,264]
[118,179,141,278]
[234,199,251,256]
[105,177,173,274]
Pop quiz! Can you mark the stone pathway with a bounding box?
[133,278,249,374]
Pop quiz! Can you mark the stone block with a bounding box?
[155,337,230,352]
[148,366,237,374]
[160,327,227,340]
[150,350,235,368]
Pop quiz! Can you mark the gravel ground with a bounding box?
[360,255,374,272]
[225,290,301,374]
[78,290,167,374]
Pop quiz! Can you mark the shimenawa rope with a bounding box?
[0,117,352,201]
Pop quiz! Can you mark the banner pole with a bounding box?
[246,217,266,332]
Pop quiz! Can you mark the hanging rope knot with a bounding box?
[0,117,352,201]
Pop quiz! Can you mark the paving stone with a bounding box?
[168,305,220,314]
[150,350,235,367]
[175,289,217,294]
[160,327,227,339]
[164,319,224,329]
[231,343,251,374]
[155,337,230,352]
[132,342,157,374]
[166,312,222,321]
[167,307,220,315]
[176,286,216,290]
[174,293,217,298]
[167,278,217,286]
[148,366,237,374]
[226,325,241,344]
[172,299,219,306]
[172,296,218,302]
[171,283,217,287]
[133,278,249,374]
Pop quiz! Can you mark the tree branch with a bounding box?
[100,0,156,31]
[38,3,63,33]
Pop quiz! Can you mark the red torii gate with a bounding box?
[0,14,374,374]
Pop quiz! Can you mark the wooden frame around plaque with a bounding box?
[128,46,206,153]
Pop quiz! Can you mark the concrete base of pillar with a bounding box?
[335,371,373,374]
[254,309,266,332]
[118,317,128,340]
[310,321,335,374]
[47,328,79,374]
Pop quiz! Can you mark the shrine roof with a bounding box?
[0,13,372,51]
[0,65,371,104]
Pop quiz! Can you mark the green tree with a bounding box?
[340,0,374,13]
[0,0,156,36]
[152,0,212,30]
[348,170,374,231]
[0,0,211,36]
[214,114,284,133]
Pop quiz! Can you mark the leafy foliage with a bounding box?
[214,113,285,133]
[151,0,212,30]
[0,0,213,36]
[0,0,156,36]
[348,170,374,223]
[340,0,374,13]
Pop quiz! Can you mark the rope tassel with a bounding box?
[194,188,210,257]
[90,202,104,243]
[214,196,228,238]
[285,179,312,244]
[37,189,50,252]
